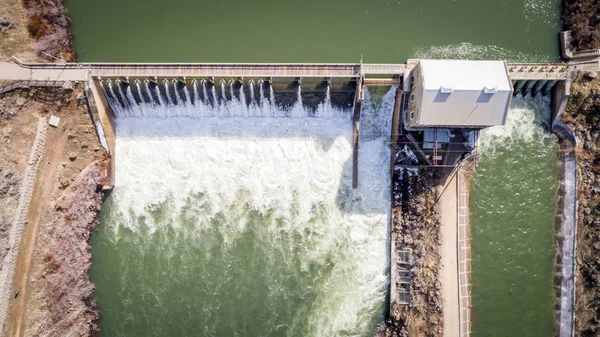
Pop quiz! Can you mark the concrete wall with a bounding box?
[406,62,422,128]
[89,79,116,188]
[551,120,577,337]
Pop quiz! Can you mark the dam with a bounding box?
[1,0,598,333]
[0,53,591,336]
[0,56,581,188]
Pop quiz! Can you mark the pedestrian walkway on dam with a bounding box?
[1,57,593,84]
[437,171,460,337]
[0,60,88,81]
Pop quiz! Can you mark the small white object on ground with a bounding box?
[49,115,60,128]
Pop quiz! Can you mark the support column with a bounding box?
[532,80,548,96]
[352,76,364,189]
[542,80,558,95]
[390,87,403,172]
[514,80,526,93]
[523,80,536,96]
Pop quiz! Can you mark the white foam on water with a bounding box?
[102,86,395,335]
[478,95,553,157]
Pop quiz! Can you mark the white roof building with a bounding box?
[406,60,513,128]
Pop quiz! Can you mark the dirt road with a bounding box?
[6,119,68,337]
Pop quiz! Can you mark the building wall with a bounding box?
[407,60,513,128]
[406,61,423,128]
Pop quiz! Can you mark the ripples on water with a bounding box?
[91,88,396,336]
[471,95,558,337]
[412,42,555,63]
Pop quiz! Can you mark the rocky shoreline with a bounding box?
[561,74,600,337]
[563,0,600,51]
[22,0,75,61]
[377,167,444,337]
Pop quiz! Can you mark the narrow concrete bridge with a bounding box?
[1,56,580,82]
[5,57,408,79]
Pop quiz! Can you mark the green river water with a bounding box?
[64,0,561,336]
[64,0,560,63]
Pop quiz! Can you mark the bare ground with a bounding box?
[0,0,74,63]
[0,0,37,61]
[561,73,600,337]
[0,86,107,337]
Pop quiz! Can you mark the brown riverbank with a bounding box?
[0,0,74,62]
[561,73,600,337]
[22,0,75,61]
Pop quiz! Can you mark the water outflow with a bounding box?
[102,80,346,119]
[471,95,558,337]
[92,87,397,336]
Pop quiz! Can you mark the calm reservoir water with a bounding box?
[64,1,563,336]
[64,0,560,63]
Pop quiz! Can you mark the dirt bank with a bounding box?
[32,162,103,336]
[0,85,107,337]
[0,0,36,61]
[22,0,75,61]
[561,73,600,337]
[0,0,74,62]
[377,166,444,337]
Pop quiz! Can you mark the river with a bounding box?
[471,95,558,337]
[64,0,562,336]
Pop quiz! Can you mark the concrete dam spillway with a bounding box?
[93,80,395,336]
[103,79,349,119]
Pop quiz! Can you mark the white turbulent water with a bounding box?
[96,85,395,336]
[105,80,345,119]
[478,94,553,156]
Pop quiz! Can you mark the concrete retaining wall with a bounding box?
[88,80,116,189]
[552,120,577,337]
